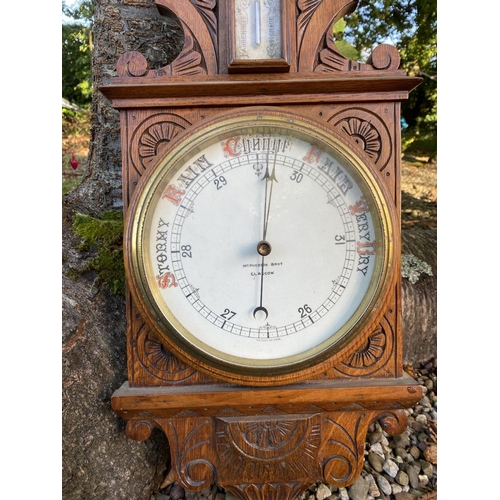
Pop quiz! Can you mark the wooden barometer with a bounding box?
[100,1,423,498]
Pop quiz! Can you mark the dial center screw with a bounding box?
[257,240,272,257]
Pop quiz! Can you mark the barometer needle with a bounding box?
[263,153,278,241]
[253,152,278,321]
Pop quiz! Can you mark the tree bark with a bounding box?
[62,1,183,499]
[401,229,437,365]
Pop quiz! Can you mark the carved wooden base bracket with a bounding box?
[112,376,422,500]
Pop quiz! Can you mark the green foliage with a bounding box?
[62,1,94,106]
[63,0,94,23]
[62,22,92,105]
[332,18,361,60]
[62,107,91,136]
[344,0,437,136]
[72,211,125,296]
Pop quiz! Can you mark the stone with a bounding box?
[417,442,428,452]
[368,452,385,472]
[396,471,409,487]
[376,475,392,496]
[368,431,384,445]
[391,484,403,494]
[419,396,432,408]
[382,459,399,478]
[409,446,421,460]
[394,493,414,500]
[423,443,437,464]
[418,475,429,487]
[364,474,380,498]
[347,477,369,500]
[392,432,410,448]
[421,460,434,477]
[338,487,349,500]
[415,414,428,425]
[370,442,385,457]
[417,432,428,443]
[316,483,331,500]
[170,484,185,500]
[406,465,420,489]
[155,495,170,500]
[200,486,212,498]
[368,483,380,498]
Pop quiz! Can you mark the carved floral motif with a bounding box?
[129,113,192,174]
[137,326,197,382]
[333,316,394,377]
[315,31,401,74]
[216,415,322,482]
[327,108,392,171]
[337,118,381,161]
[322,413,364,485]
[190,0,217,35]
[228,482,304,500]
[139,122,184,164]
[166,417,216,489]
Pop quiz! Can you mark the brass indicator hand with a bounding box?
[253,152,278,321]
[263,153,278,241]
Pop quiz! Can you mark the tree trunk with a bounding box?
[62,1,183,499]
[401,229,437,365]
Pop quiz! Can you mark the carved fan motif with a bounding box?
[137,326,197,382]
[327,108,392,171]
[129,113,192,174]
[338,118,381,161]
[333,316,394,377]
[139,122,184,168]
[216,414,322,482]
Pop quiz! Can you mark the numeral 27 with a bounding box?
[221,308,236,320]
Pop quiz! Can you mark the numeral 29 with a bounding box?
[214,176,227,190]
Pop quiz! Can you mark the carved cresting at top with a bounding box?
[115,0,404,78]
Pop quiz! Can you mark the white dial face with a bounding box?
[133,115,390,374]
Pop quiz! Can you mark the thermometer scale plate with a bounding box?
[227,0,291,73]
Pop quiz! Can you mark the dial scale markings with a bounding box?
[157,138,369,343]
[139,120,386,365]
